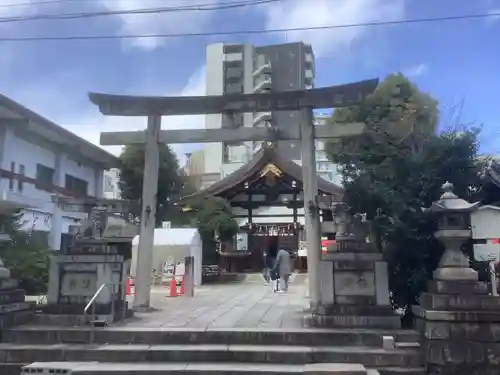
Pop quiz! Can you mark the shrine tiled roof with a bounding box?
[180,144,343,202]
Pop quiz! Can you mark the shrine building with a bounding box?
[180,142,343,272]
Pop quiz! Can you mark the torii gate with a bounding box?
[88,78,378,311]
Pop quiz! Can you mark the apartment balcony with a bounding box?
[225,83,244,95]
[253,76,272,93]
[253,62,272,77]
[253,111,272,127]
[225,67,243,81]
[224,52,243,62]
[222,112,244,128]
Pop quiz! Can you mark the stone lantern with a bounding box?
[429,181,480,281]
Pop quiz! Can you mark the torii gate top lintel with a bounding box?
[88,78,378,117]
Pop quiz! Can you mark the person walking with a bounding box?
[262,251,274,284]
[273,247,291,293]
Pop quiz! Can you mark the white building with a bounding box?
[0,94,118,250]
[201,42,342,188]
[314,113,342,185]
[103,168,121,200]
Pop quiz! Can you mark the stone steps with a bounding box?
[4,326,424,375]
[5,326,420,347]
[21,361,374,374]
[0,343,422,368]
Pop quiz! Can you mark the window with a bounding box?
[36,164,55,189]
[65,174,88,196]
[8,162,15,191]
[18,164,25,192]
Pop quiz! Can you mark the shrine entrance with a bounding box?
[179,143,342,274]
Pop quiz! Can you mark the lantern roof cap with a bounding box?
[430,181,481,212]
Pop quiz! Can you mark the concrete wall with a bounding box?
[0,124,106,250]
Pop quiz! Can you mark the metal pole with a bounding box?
[133,115,161,310]
[184,256,195,297]
[300,108,321,311]
[491,261,498,296]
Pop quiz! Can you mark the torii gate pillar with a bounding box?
[134,115,161,309]
[300,108,321,308]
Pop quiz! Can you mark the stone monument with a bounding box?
[312,199,398,328]
[43,197,138,325]
[414,182,500,375]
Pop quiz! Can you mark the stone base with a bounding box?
[310,304,401,330]
[433,267,478,281]
[0,303,33,331]
[32,308,134,326]
[415,279,500,374]
[39,300,132,325]
[317,243,397,329]
[317,304,396,316]
[306,313,401,329]
[427,280,489,295]
[42,300,128,315]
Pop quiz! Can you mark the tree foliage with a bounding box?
[0,211,50,294]
[325,74,484,315]
[185,196,239,263]
[118,144,185,226]
[189,196,239,240]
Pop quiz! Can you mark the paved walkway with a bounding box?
[123,274,309,329]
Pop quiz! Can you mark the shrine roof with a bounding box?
[180,144,343,202]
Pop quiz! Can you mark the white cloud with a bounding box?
[65,66,207,162]
[487,8,500,24]
[261,0,405,58]
[403,63,429,77]
[0,0,38,18]
[98,0,221,50]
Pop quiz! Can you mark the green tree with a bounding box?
[325,74,483,319]
[186,196,239,263]
[0,211,50,294]
[118,144,184,226]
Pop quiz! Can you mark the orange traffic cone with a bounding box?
[179,275,185,295]
[168,277,178,297]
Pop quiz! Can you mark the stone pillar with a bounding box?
[300,108,321,311]
[312,202,398,329]
[134,115,161,310]
[413,182,500,375]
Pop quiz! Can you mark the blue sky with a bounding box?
[0,0,499,163]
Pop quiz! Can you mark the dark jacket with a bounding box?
[264,253,275,269]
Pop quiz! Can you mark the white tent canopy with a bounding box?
[131,228,203,287]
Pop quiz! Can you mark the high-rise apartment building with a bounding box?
[314,113,342,185]
[203,42,315,184]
